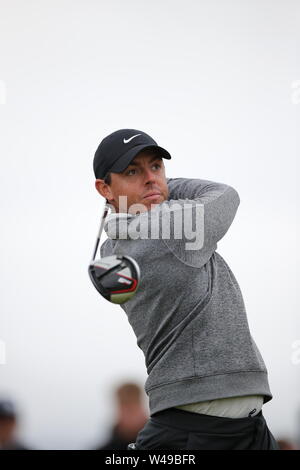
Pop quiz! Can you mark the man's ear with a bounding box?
[95,179,114,201]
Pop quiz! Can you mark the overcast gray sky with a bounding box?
[0,0,299,449]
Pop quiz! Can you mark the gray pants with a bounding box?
[132,407,280,450]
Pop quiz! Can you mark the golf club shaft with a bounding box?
[91,203,109,262]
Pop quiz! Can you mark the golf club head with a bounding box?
[88,255,140,304]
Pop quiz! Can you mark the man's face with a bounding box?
[95,151,169,213]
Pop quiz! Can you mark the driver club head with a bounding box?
[88,255,140,304]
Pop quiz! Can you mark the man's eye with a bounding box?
[126,164,160,175]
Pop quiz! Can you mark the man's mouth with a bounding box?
[143,192,161,201]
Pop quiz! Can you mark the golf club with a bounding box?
[88,203,141,304]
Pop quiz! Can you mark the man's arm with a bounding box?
[134,177,240,268]
[166,177,240,250]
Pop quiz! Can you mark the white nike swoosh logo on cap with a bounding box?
[123,134,142,144]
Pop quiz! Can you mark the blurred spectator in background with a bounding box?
[276,438,299,450]
[0,400,29,450]
[95,382,148,450]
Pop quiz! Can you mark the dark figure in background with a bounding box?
[0,400,29,450]
[96,382,148,450]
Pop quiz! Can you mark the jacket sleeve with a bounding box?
[167,177,240,247]
[131,177,240,268]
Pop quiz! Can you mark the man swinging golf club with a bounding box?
[92,128,279,450]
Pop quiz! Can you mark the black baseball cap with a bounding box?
[93,129,171,180]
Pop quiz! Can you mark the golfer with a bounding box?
[93,128,279,450]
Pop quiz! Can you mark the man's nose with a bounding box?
[143,167,157,184]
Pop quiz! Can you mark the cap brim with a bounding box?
[109,144,171,174]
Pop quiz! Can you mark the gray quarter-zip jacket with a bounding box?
[100,177,273,416]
